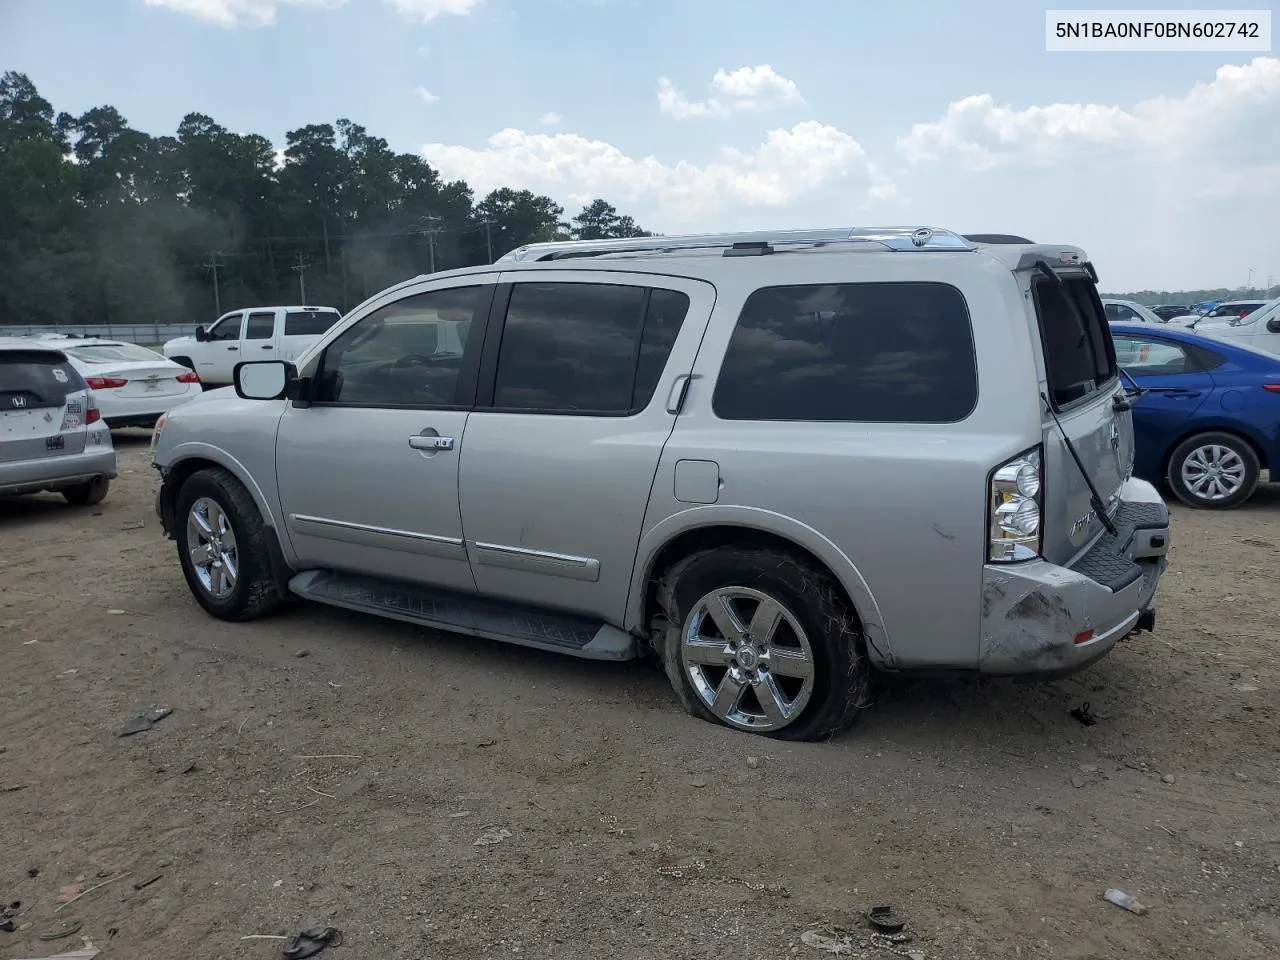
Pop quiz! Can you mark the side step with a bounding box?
[288,570,638,661]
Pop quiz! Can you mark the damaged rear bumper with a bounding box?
[980,478,1169,678]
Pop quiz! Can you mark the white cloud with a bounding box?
[142,0,343,26]
[539,112,563,127]
[898,55,1280,176]
[415,86,440,103]
[386,0,482,22]
[658,64,804,119]
[422,121,877,228]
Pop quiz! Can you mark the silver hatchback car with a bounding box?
[1,337,116,505]
[152,226,1170,740]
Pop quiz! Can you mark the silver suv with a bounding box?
[1,337,116,505]
[151,226,1170,740]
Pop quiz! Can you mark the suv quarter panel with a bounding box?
[646,253,1039,670]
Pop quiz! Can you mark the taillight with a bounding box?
[176,371,200,384]
[989,446,1043,563]
[86,408,101,425]
[1263,384,1280,393]
[85,376,127,389]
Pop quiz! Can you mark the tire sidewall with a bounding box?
[175,474,254,618]
[661,549,866,741]
[1167,432,1258,509]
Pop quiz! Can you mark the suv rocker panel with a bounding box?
[289,569,637,661]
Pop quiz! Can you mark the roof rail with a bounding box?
[498,226,976,262]
[963,233,1035,244]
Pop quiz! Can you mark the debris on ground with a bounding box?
[118,707,173,737]
[746,756,761,769]
[9,941,100,960]
[294,650,310,658]
[132,874,163,890]
[1070,702,1098,726]
[800,928,854,954]
[1102,888,1149,915]
[866,905,906,934]
[472,827,512,846]
[55,884,84,904]
[37,919,83,941]
[281,925,343,958]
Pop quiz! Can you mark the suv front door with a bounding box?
[457,271,715,621]
[201,311,245,384]
[274,277,495,592]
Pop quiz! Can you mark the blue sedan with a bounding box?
[1110,322,1280,509]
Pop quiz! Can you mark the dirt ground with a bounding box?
[1,432,1277,960]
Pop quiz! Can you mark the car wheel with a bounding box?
[62,476,109,506]
[175,467,286,621]
[657,546,871,741]
[1167,431,1260,509]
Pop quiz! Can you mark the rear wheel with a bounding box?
[657,546,870,741]
[175,467,286,621]
[1167,431,1259,509]
[62,476,109,506]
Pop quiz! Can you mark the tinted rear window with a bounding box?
[285,311,340,336]
[1033,276,1117,408]
[712,282,978,423]
[0,350,86,410]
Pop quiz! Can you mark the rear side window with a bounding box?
[0,351,87,411]
[245,311,276,340]
[285,310,340,336]
[712,282,978,423]
[492,282,689,414]
[1033,276,1117,408]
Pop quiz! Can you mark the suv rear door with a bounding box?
[1,347,90,464]
[1030,268,1134,563]
[456,271,716,622]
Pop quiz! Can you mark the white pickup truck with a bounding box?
[163,306,342,386]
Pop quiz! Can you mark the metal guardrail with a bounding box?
[0,323,199,345]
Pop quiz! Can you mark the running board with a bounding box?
[288,570,638,661]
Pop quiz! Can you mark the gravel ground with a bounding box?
[1,432,1277,960]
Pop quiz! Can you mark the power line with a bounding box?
[417,214,443,273]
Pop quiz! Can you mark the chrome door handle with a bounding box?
[408,435,454,451]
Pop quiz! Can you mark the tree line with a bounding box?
[1102,286,1280,307]
[0,70,651,327]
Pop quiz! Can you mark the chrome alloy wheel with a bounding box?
[680,586,816,732]
[1181,443,1247,502]
[187,496,238,599]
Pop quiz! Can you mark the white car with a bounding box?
[1167,300,1270,328]
[1192,297,1280,356]
[1102,299,1163,323]
[40,337,203,429]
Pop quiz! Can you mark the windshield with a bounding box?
[64,342,163,364]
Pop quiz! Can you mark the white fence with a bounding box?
[1,323,199,345]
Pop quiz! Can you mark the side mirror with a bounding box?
[234,360,294,400]
[194,326,207,342]
[1268,318,1280,334]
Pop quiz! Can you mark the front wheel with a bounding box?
[1167,432,1259,509]
[657,547,870,741]
[174,468,286,621]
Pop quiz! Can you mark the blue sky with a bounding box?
[2,0,1277,291]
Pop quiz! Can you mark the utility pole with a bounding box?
[292,253,309,305]
[418,214,443,273]
[202,252,224,315]
[1247,268,1254,291]
[481,217,494,263]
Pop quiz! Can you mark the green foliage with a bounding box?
[0,71,652,326]
[1101,287,1280,305]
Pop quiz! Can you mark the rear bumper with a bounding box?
[979,477,1169,677]
[0,446,117,496]
[100,388,201,427]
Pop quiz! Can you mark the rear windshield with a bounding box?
[285,310,340,336]
[1033,275,1117,408]
[0,350,87,411]
[65,343,161,364]
[712,281,978,423]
